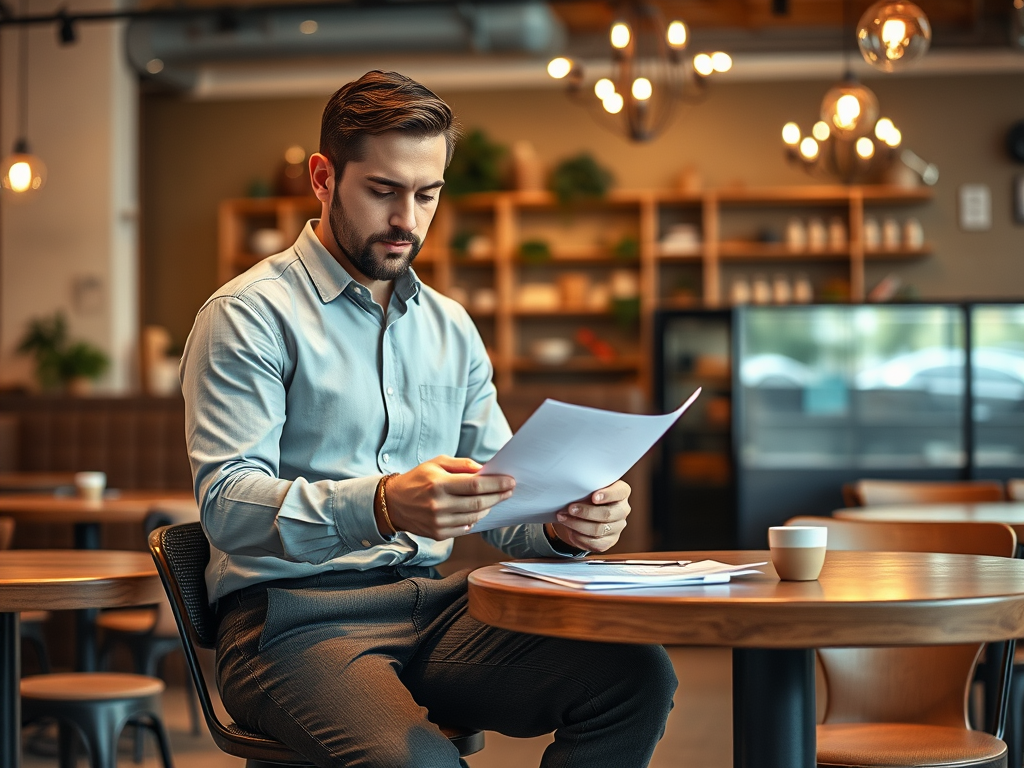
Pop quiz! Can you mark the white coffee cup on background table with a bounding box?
[768,526,827,581]
[74,471,106,502]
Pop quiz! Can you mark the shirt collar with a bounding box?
[296,220,422,305]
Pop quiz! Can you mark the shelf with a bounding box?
[514,308,618,318]
[865,246,933,259]
[513,356,642,373]
[719,242,850,260]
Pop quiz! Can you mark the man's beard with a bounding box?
[329,187,422,282]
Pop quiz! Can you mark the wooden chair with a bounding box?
[786,515,1016,768]
[1008,480,1024,502]
[842,479,1007,507]
[148,521,485,767]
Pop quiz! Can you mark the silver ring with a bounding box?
[602,524,611,537]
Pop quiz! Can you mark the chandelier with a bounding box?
[782,0,933,184]
[546,3,730,143]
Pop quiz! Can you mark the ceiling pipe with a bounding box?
[125,1,565,90]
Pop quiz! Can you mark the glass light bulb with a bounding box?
[1,150,47,197]
[610,22,631,49]
[857,0,931,72]
[631,77,653,101]
[667,20,688,48]
[782,122,801,146]
[856,137,876,159]
[835,95,861,129]
[693,54,714,76]
[874,117,895,141]
[603,92,624,114]
[799,137,819,160]
[710,52,732,72]
[547,57,573,79]
[820,80,879,138]
[299,19,318,34]
[884,127,902,147]
[812,121,831,141]
[594,78,616,100]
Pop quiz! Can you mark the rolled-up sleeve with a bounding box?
[181,296,389,564]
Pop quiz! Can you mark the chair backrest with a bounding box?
[0,515,13,550]
[148,521,304,762]
[1008,479,1024,502]
[785,515,1016,729]
[144,502,200,637]
[845,479,1006,507]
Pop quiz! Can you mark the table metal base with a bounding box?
[733,648,815,768]
[1,611,22,768]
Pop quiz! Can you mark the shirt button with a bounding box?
[382,453,390,464]
[360,539,371,547]
[386,387,394,396]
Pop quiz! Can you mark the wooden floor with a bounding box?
[21,647,733,767]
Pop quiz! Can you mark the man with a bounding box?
[180,70,676,768]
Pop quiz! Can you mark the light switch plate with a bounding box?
[959,184,992,231]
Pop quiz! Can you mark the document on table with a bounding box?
[500,560,768,590]
[473,388,701,533]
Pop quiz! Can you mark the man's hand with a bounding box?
[380,456,514,540]
[549,480,631,553]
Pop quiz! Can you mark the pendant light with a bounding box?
[2,5,47,199]
[856,0,931,73]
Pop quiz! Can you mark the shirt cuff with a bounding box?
[331,474,393,550]
[531,523,588,558]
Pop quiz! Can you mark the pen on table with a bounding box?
[583,559,692,567]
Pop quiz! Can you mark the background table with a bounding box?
[0,549,163,768]
[468,550,1024,768]
[834,502,1024,541]
[0,490,193,670]
[0,472,76,494]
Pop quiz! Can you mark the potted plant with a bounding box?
[17,312,109,394]
[548,153,614,206]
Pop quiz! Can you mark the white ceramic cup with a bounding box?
[768,526,827,581]
[74,471,107,502]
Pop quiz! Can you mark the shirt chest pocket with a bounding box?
[417,384,468,463]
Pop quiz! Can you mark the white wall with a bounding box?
[0,0,138,393]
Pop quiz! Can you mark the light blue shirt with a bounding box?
[181,221,571,602]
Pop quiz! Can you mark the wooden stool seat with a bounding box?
[818,723,1008,767]
[20,609,50,623]
[95,607,157,634]
[21,672,165,701]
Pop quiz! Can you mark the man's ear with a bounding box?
[309,153,333,204]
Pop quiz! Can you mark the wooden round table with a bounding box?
[0,472,76,493]
[0,490,194,670]
[834,502,1024,540]
[0,549,163,768]
[0,490,195,546]
[469,550,1024,768]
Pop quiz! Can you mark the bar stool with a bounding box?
[21,672,174,768]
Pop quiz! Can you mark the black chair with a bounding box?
[148,521,485,768]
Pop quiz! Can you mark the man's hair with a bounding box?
[319,70,461,178]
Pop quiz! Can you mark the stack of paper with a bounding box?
[500,560,767,591]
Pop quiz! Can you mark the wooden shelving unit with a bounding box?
[218,184,932,395]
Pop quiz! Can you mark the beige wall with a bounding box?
[1,4,138,392]
[142,71,1024,348]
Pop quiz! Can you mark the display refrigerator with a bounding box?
[654,303,1024,549]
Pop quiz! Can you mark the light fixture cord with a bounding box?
[17,0,28,140]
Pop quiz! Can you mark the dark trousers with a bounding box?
[216,565,677,768]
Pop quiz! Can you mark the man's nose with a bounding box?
[390,197,417,233]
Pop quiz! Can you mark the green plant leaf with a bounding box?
[445,129,509,197]
[548,153,614,206]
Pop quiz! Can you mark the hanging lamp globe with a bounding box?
[1,139,47,198]
[857,0,932,73]
[819,78,879,138]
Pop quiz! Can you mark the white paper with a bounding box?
[473,388,701,532]
[500,559,767,590]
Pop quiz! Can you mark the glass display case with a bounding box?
[654,302,1024,549]
[971,304,1024,472]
